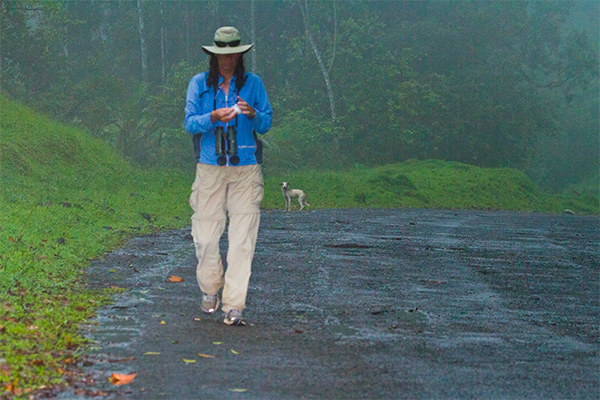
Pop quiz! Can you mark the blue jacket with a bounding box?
[184,72,272,165]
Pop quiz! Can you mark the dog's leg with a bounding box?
[304,197,311,211]
[285,195,291,212]
[298,194,306,211]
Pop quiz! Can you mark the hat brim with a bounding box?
[202,44,253,55]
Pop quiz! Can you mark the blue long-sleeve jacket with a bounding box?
[184,72,272,165]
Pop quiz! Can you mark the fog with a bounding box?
[1,0,598,191]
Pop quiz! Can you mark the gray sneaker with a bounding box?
[201,293,220,314]
[223,309,246,326]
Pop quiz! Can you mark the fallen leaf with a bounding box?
[109,270,116,273]
[198,353,214,358]
[194,318,201,321]
[169,275,184,282]
[212,341,223,345]
[140,290,150,294]
[230,349,239,355]
[160,321,166,325]
[183,359,196,364]
[111,373,136,385]
[229,388,248,392]
[8,237,15,243]
[144,352,160,356]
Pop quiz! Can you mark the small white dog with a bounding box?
[281,182,311,211]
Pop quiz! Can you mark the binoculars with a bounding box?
[215,126,239,166]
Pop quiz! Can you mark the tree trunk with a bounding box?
[328,0,337,73]
[160,1,167,83]
[184,2,190,63]
[251,0,257,73]
[137,0,149,86]
[298,0,337,142]
[62,0,69,58]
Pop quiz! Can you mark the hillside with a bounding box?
[0,96,192,395]
[262,161,598,214]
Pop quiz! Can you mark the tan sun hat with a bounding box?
[202,26,253,55]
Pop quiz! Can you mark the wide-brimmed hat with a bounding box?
[202,26,253,55]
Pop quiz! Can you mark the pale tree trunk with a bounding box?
[137,0,149,86]
[62,1,69,57]
[160,1,167,83]
[298,0,338,142]
[328,0,337,73]
[184,2,190,63]
[251,0,257,73]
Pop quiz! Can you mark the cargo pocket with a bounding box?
[228,164,264,215]
[251,165,265,208]
[189,175,200,211]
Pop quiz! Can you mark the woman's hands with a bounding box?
[210,107,237,124]
[236,96,256,119]
[210,96,255,124]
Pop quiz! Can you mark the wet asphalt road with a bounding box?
[74,209,598,399]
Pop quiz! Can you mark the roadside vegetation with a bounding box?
[1,96,598,396]
[263,162,599,214]
[0,96,191,397]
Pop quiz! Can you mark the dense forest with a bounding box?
[1,0,598,191]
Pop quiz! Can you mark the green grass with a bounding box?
[0,96,193,396]
[263,160,598,214]
[1,95,597,396]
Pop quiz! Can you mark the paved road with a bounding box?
[66,209,598,399]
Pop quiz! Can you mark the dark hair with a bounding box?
[207,54,246,93]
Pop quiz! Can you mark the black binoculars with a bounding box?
[215,126,239,166]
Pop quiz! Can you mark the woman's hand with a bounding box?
[211,107,238,124]
[237,96,256,119]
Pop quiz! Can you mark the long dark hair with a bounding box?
[207,54,246,93]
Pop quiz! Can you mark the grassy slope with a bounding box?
[263,160,598,214]
[0,96,192,396]
[0,96,597,395]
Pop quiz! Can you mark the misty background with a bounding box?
[1,0,598,192]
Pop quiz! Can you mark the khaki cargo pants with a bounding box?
[189,163,263,313]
